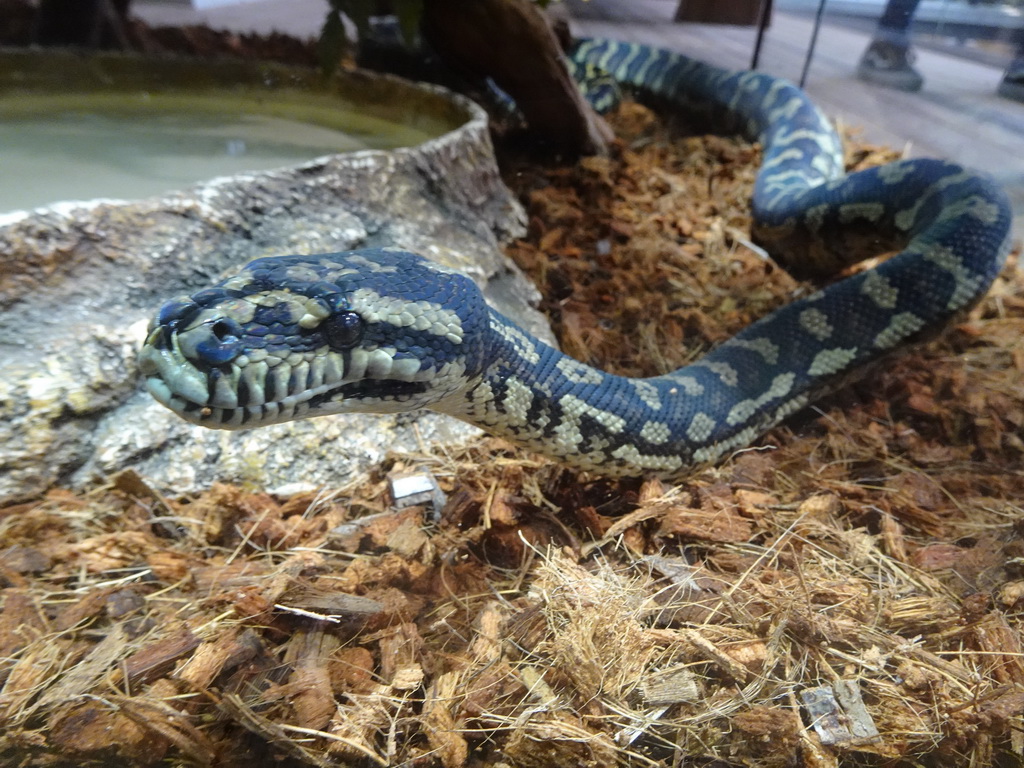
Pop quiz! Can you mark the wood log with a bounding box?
[421,0,611,155]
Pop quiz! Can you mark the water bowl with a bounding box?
[0,48,467,212]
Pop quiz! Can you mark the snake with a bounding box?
[138,39,1013,478]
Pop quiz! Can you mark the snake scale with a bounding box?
[139,39,1013,477]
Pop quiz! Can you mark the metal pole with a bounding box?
[751,0,772,69]
[799,0,829,87]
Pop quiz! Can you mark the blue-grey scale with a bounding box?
[138,40,1013,477]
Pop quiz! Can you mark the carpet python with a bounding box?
[139,40,1012,477]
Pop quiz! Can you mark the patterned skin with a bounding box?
[139,41,1012,477]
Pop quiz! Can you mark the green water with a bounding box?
[0,92,441,213]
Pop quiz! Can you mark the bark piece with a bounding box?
[422,0,611,154]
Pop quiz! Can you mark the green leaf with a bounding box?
[317,9,347,76]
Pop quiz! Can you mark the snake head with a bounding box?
[138,248,491,429]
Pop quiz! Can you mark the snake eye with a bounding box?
[194,318,245,366]
[323,311,364,349]
[211,318,243,343]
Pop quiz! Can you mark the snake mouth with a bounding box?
[139,332,429,429]
[311,379,427,405]
[143,370,429,429]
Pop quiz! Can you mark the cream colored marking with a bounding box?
[253,291,295,309]
[696,361,739,387]
[502,377,535,426]
[223,273,256,292]
[934,194,1003,227]
[762,78,790,109]
[595,41,629,71]
[241,361,268,407]
[691,392,812,466]
[181,307,217,332]
[366,349,394,378]
[228,408,248,427]
[284,265,323,283]
[350,287,463,343]
[808,347,858,377]
[893,207,916,233]
[631,380,662,410]
[666,375,704,396]
[838,202,886,224]
[803,203,830,232]
[323,268,359,282]
[309,357,326,389]
[270,365,292,401]
[347,348,368,380]
[611,444,683,472]
[723,337,780,365]
[878,162,913,185]
[763,169,816,191]
[632,51,658,85]
[799,307,833,341]
[734,71,760,98]
[762,149,803,171]
[291,361,310,395]
[391,357,421,379]
[725,372,796,426]
[416,254,462,276]
[691,446,719,465]
[347,253,399,273]
[649,61,668,90]
[639,420,671,444]
[238,291,328,330]
[323,351,344,382]
[298,299,331,329]
[551,394,626,454]
[894,170,973,231]
[767,179,821,208]
[211,369,238,408]
[860,271,899,309]
[490,317,541,365]
[771,126,835,148]
[186,298,262,330]
[469,379,494,409]
[921,243,984,310]
[687,412,716,443]
[556,357,605,385]
[767,95,804,124]
[811,149,843,179]
[429,359,466,389]
[325,268,362,284]
[873,311,926,348]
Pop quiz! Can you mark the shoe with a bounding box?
[997,64,1024,103]
[856,39,924,92]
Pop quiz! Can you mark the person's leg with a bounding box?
[857,0,925,92]
[997,42,1024,102]
[875,0,921,37]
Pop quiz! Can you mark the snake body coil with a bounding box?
[139,41,1012,477]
